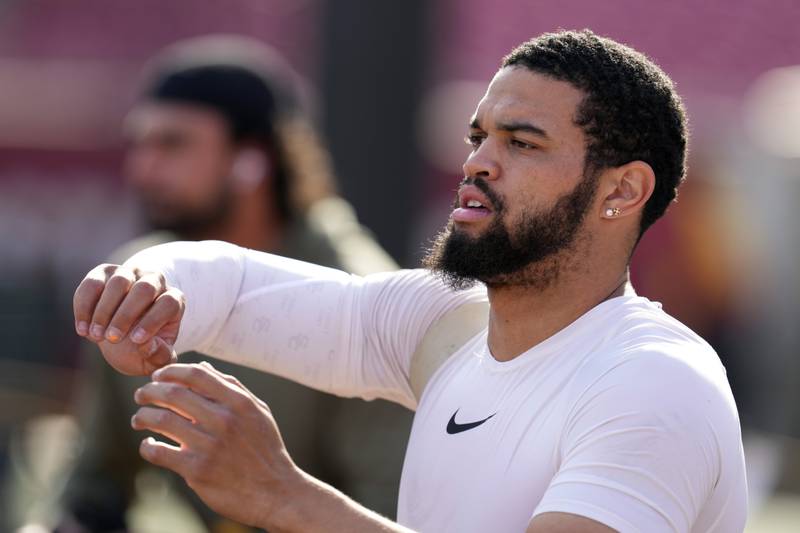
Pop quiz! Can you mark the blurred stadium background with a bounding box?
[0,0,798,531]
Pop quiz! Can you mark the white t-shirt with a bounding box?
[400,297,746,532]
[124,241,747,533]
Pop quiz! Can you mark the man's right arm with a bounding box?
[74,240,486,409]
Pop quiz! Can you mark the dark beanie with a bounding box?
[141,37,299,142]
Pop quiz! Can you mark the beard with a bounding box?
[422,167,599,290]
[136,180,236,237]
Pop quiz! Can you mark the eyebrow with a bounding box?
[469,118,550,140]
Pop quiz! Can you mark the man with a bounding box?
[56,36,409,532]
[73,30,747,532]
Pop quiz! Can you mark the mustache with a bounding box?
[453,176,505,211]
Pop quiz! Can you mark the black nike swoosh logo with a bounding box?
[446,409,496,434]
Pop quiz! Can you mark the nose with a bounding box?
[462,139,500,181]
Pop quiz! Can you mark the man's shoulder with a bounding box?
[549,302,746,533]
[600,296,720,367]
[559,299,742,472]
[574,296,734,413]
[360,269,488,404]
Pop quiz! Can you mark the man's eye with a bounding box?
[465,134,484,148]
[511,139,536,150]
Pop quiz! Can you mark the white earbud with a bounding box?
[231,148,269,193]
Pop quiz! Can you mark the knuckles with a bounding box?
[161,383,186,403]
[106,272,133,290]
[217,410,237,435]
[74,278,105,304]
[160,294,181,314]
[229,392,252,413]
[186,365,206,382]
[131,280,160,301]
[152,408,171,426]
[137,382,167,404]
[163,289,187,315]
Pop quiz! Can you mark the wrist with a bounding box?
[259,464,317,532]
[259,463,408,533]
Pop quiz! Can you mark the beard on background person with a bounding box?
[132,176,237,238]
[11,35,411,533]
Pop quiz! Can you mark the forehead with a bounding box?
[472,67,585,137]
[124,102,230,139]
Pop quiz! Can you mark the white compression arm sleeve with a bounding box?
[123,240,486,410]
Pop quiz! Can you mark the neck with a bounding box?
[486,253,633,362]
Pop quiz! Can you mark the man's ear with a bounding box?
[598,160,655,220]
[231,148,270,193]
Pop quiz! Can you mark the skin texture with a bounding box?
[74,263,181,375]
[73,67,656,532]
[124,103,236,233]
[131,362,298,528]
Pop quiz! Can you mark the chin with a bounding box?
[451,221,492,242]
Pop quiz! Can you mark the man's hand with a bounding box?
[131,362,302,529]
[73,263,185,375]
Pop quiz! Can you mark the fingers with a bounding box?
[105,272,166,343]
[127,287,185,346]
[143,336,178,368]
[197,363,273,414]
[74,263,118,337]
[139,436,191,477]
[73,260,183,352]
[153,363,249,406]
[199,361,245,388]
[135,380,224,426]
[89,267,138,341]
[132,406,209,448]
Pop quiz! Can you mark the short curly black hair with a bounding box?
[502,29,688,236]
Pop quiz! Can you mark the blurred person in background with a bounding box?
[24,35,411,532]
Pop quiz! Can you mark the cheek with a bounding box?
[177,151,229,196]
[124,149,160,186]
[498,185,538,224]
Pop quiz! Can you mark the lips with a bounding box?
[457,185,493,211]
[452,184,493,223]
